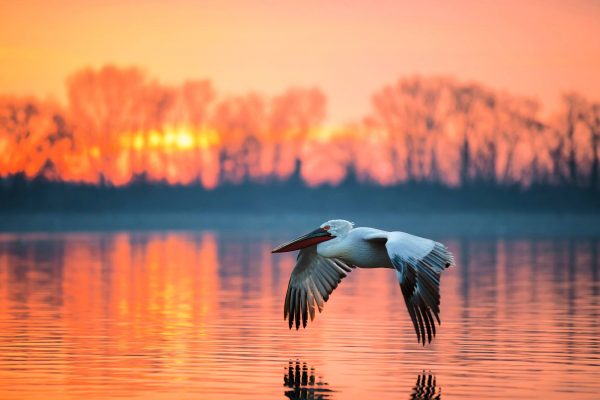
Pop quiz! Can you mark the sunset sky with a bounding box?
[2,0,599,123]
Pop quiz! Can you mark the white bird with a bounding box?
[272,219,455,345]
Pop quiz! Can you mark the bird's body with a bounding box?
[317,227,393,268]
[272,220,455,345]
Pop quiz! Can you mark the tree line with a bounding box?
[1,65,599,191]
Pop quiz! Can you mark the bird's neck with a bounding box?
[316,235,347,258]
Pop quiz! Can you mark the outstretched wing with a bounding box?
[367,231,454,345]
[284,246,355,329]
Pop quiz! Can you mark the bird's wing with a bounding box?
[366,231,454,345]
[284,246,355,329]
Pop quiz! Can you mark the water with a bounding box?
[0,230,599,399]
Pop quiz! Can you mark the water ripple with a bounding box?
[0,232,598,399]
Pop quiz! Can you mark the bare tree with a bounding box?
[578,101,600,190]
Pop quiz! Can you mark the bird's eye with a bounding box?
[323,225,330,231]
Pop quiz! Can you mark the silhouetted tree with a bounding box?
[1,66,599,195]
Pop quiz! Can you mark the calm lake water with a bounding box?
[0,230,599,399]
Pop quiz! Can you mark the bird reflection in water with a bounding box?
[283,360,333,400]
[410,372,441,400]
[283,361,440,400]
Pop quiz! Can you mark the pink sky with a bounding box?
[1,0,599,123]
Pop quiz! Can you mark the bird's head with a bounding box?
[271,219,354,253]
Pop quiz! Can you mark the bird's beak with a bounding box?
[271,227,333,253]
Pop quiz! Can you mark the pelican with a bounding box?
[272,219,455,345]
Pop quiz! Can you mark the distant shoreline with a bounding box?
[1,212,599,237]
[2,179,599,212]
[2,179,600,236]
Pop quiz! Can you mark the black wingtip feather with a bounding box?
[301,290,308,328]
[294,289,301,330]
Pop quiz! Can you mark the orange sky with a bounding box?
[1,0,600,123]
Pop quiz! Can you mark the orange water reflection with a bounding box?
[0,232,598,399]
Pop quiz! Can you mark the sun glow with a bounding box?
[120,126,220,152]
[90,147,101,158]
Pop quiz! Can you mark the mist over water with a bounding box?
[0,227,598,399]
